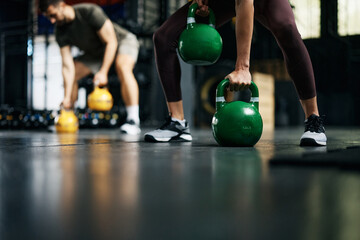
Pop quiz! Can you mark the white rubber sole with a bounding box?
[300,138,327,146]
[300,131,327,146]
[144,133,192,142]
[120,123,141,135]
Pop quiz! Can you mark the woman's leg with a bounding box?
[152,2,191,120]
[254,0,319,118]
[254,0,326,146]
[145,1,236,142]
[153,1,236,120]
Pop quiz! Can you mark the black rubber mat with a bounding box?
[269,146,360,169]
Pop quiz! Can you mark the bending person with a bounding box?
[144,0,326,146]
[39,0,141,135]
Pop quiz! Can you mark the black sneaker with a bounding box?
[144,117,192,142]
[300,114,327,146]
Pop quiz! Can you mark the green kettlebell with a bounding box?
[178,3,223,65]
[212,79,263,147]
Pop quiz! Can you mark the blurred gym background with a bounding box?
[1,0,360,130]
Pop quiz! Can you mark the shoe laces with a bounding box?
[305,115,325,133]
[159,116,173,130]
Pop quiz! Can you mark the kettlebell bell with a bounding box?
[212,79,263,147]
[87,86,113,111]
[178,3,223,65]
[55,109,79,133]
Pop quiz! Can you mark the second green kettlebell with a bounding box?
[178,3,223,65]
[212,79,263,147]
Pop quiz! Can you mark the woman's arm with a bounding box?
[226,0,254,91]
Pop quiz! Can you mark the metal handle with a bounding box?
[187,3,216,28]
[215,79,259,110]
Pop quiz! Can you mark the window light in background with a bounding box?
[338,0,360,36]
[290,0,321,39]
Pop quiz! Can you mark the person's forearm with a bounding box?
[234,0,254,71]
[99,39,117,74]
[62,62,75,101]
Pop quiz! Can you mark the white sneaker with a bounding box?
[300,114,327,146]
[120,120,141,135]
[144,117,192,142]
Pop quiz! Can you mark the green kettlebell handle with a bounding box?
[187,3,216,28]
[215,79,259,111]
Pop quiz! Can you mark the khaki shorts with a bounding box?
[75,32,139,73]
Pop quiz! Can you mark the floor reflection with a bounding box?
[1,128,360,239]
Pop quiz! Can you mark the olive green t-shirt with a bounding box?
[55,3,129,58]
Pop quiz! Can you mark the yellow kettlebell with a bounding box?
[55,109,79,133]
[87,86,113,111]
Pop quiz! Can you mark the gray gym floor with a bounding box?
[1,127,360,240]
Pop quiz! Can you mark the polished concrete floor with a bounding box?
[1,127,360,240]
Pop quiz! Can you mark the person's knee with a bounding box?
[153,29,162,47]
[271,19,299,42]
[153,26,172,49]
[117,64,131,75]
[115,60,134,82]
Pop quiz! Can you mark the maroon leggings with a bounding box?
[153,0,316,102]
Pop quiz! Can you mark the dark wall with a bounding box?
[305,37,359,125]
[0,0,29,23]
[0,0,32,108]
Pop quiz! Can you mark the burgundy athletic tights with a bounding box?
[153,0,316,102]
